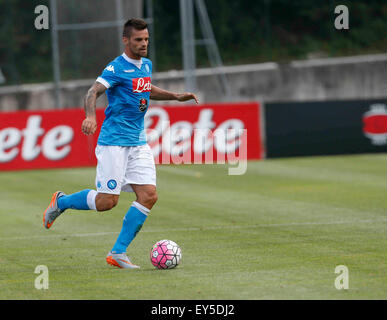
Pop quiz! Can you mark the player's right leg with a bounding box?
[95,193,119,211]
[43,190,120,229]
[43,145,127,229]
[43,191,66,229]
[43,189,98,229]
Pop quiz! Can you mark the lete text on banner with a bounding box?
[0,102,263,171]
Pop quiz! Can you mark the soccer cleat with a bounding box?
[43,191,66,229]
[106,252,140,269]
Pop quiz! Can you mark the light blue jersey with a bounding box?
[96,53,152,146]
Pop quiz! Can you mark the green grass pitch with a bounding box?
[0,154,386,299]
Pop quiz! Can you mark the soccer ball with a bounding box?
[150,239,182,269]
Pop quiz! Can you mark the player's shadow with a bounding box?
[141,267,181,273]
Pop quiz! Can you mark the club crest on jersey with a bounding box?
[145,64,150,73]
[107,179,117,190]
[139,98,148,112]
[132,77,151,93]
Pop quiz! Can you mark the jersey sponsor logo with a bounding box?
[139,98,148,112]
[132,77,152,93]
[105,65,115,73]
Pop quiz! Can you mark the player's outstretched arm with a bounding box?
[81,82,107,135]
[150,84,199,104]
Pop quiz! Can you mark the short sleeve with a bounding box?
[96,63,121,89]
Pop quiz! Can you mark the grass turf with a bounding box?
[0,153,386,299]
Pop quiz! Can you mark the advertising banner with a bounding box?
[146,102,262,165]
[265,99,387,158]
[0,102,263,171]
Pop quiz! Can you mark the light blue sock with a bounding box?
[111,202,149,254]
[57,189,96,211]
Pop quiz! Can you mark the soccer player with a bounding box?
[42,18,198,269]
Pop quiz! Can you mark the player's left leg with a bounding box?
[107,184,157,268]
[107,144,157,269]
[110,184,157,254]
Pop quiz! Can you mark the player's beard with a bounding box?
[138,48,147,58]
[132,46,147,58]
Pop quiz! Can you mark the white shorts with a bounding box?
[95,144,156,194]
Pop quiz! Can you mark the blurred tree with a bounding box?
[0,0,386,85]
[0,0,51,85]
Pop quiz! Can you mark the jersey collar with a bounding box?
[122,52,143,70]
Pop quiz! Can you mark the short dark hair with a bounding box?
[123,18,148,38]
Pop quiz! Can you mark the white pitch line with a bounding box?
[0,218,386,241]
